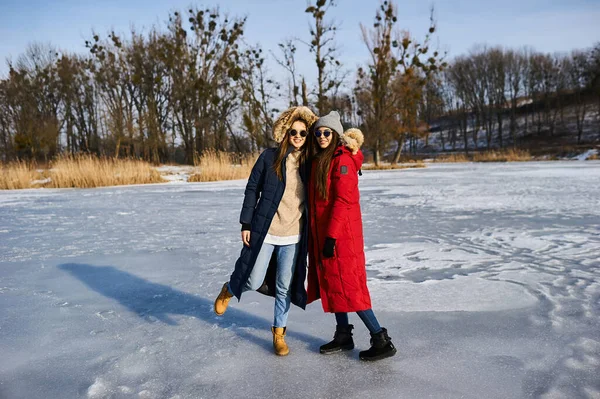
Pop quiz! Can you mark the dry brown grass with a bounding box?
[1,155,163,190]
[48,155,164,188]
[0,161,44,190]
[472,149,531,162]
[588,153,599,161]
[363,161,426,171]
[189,150,259,182]
[434,153,470,163]
[435,149,532,163]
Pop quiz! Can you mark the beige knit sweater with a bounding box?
[265,151,305,243]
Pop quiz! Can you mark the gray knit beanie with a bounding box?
[313,111,343,136]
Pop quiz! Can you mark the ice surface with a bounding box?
[1,162,599,398]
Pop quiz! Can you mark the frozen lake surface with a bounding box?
[1,162,599,399]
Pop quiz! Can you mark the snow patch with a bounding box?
[87,378,112,398]
[572,149,598,161]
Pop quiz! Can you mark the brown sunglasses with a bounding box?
[288,129,308,137]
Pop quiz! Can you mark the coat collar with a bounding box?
[285,146,296,157]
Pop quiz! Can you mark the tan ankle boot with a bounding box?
[272,327,289,356]
[214,283,233,316]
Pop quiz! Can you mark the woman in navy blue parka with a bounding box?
[213,106,317,356]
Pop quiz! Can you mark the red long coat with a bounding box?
[307,145,372,313]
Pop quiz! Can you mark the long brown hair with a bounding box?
[313,130,340,201]
[273,119,310,181]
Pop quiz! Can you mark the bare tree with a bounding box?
[0,79,13,161]
[305,0,343,114]
[272,39,301,106]
[239,46,279,151]
[447,58,472,154]
[505,49,526,146]
[566,50,591,144]
[87,32,134,158]
[164,8,246,163]
[391,10,446,161]
[588,43,600,135]
[7,43,62,160]
[488,47,506,148]
[355,1,399,165]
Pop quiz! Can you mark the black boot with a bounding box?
[319,324,355,354]
[359,328,397,361]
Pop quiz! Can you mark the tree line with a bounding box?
[1,0,599,165]
[436,45,599,154]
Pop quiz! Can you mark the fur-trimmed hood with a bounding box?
[272,106,318,143]
[339,128,364,155]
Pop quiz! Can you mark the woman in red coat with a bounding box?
[307,110,396,361]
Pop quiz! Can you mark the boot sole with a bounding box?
[213,304,227,316]
[320,344,355,354]
[214,300,230,316]
[359,347,397,361]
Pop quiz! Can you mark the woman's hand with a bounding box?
[241,230,251,247]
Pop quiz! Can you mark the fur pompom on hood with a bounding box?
[340,128,364,155]
[272,106,318,143]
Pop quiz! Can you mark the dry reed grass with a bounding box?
[0,161,44,190]
[363,161,426,170]
[434,153,470,163]
[48,155,164,188]
[472,149,531,162]
[189,150,258,182]
[435,149,531,163]
[1,155,163,190]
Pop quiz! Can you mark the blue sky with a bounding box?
[1,0,599,85]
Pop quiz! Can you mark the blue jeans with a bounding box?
[229,242,299,328]
[335,309,382,334]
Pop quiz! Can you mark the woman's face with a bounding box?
[288,120,307,150]
[315,127,333,149]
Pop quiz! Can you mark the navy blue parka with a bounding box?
[228,147,309,309]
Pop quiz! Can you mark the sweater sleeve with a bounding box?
[326,155,358,239]
[239,151,267,226]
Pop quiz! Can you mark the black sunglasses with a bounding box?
[314,129,332,138]
[288,129,308,137]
